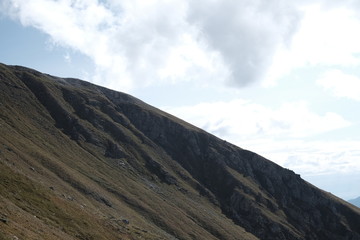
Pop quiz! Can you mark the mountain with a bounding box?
[349,197,360,208]
[0,63,360,240]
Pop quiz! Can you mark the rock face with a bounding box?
[0,63,360,240]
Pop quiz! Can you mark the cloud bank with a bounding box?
[166,99,350,140]
[1,0,303,90]
[2,0,360,91]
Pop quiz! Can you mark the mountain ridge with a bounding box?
[1,63,360,240]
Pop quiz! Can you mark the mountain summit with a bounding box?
[0,63,359,240]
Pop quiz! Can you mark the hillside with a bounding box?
[1,63,360,240]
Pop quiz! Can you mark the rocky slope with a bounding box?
[1,63,360,240]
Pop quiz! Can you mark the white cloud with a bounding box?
[263,2,360,87]
[293,4,360,66]
[1,0,226,91]
[166,99,350,140]
[316,69,360,101]
[241,138,360,176]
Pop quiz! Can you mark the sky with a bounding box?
[1,0,360,200]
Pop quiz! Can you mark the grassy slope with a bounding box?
[1,63,360,239]
[0,64,258,240]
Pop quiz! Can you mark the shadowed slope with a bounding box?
[0,63,359,240]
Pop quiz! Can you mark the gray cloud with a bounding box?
[187,0,301,87]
